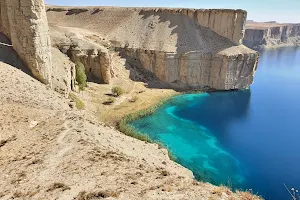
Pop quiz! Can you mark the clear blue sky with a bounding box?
[45,0,300,23]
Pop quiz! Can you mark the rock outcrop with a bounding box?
[47,6,259,91]
[0,0,74,96]
[50,27,113,84]
[244,21,300,50]
[118,47,258,90]
[0,0,52,85]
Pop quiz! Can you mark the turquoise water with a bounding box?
[130,47,300,199]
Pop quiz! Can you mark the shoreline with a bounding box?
[249,44,300,51]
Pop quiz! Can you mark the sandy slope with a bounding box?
[46,6,238,54]
[0,11,261,197]
[0,51,262,200]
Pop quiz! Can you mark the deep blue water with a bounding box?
[130,47,300,200]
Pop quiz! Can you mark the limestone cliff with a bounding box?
[47,6,258,91]
[0,0,52,85]
[0,0,74,97]
[244,21,300,50]
[50,27,113,84]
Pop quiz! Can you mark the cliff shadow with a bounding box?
[116,48,176,90]
[138,10,236,53]
[113,10,240,90]
[0,32,32,76]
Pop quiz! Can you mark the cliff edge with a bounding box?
[0,0,74,97]
[244,21,300,50]
[47,6,259,91]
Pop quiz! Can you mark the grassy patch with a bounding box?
[69,93,85,110]
[103,97,115,105]
[117,96,177,161]
[129,96,139,103]
[112,86,125,96]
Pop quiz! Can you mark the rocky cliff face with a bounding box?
[244,22,300,50]
[0,0,74,97]
[118,47,258,90]
[47,6,258,91]
[0,0,52,85]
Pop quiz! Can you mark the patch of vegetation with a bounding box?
[111,86,125,96]
[129,96,139,103]
[69,93,85,110]
[75,62,87,90]
[103,97,115,105]
[117,96,178,161]
[168,150,177,162]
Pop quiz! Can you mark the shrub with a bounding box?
[111,86,125,96]
[129,96,139,103]
[75,62,87,90]
[69,93,85,110]
[103,97,115,105]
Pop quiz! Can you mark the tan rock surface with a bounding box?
[0,60,261,200]
[47,6,258,91]
[51,48,76,97]
[0,0,52,85]
[244,21,300,49]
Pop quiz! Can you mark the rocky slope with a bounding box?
[244,21,300,50]
[46,6,259,91]
[0,51,261,200]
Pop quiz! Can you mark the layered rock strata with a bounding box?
[50,28,113,84]
[244,21,300,50]
[69,47,112,84]
[47,6,258,90]
[0,0,74,96]
[0,0,52,85]
[118,47,258,90]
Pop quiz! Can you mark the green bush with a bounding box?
[104,97,115,105]
[129,96,139,103]
[111,86,125,96]
[75,62,87,90]
[69,93,85,110]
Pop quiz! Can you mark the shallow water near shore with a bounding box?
[130,47,300,200]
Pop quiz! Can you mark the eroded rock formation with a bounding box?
[50,28,113,84]
[0,0,74,97]
[244,21,300,50]
[47,6,259,90]
[118,47,258,90]
[0,0,52,85]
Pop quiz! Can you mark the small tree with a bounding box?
[112,86,125,96]
[75,62,87,90]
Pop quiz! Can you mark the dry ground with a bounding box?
[0,62,262,200]
[0,7,262,199]
[0,43,263,200]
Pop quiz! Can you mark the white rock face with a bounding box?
[118,47,258,90]
[0,0,52,85]
[244,22,300,50]
[46,6,258,91]
[0,0,75,95]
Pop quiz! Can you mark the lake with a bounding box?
[130,47,300,200]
